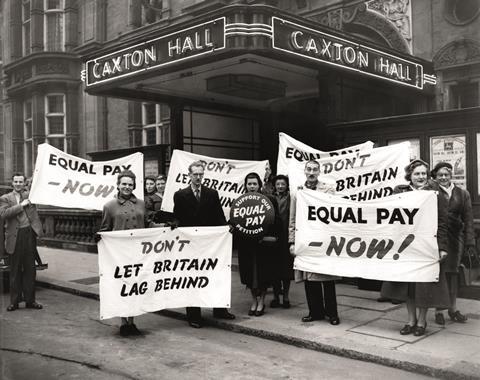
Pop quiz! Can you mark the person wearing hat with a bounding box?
[431,161,475,325]
[99,170,148,336]
[381,159,450,336]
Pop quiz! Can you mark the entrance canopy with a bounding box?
[82,5,437,110]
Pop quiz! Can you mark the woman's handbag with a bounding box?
[459,248,480,286]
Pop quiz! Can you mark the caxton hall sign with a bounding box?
[85,18,225,86]
[272,17,436,90]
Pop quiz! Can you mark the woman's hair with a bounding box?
[244,172,263,191]
[273,174,289,191]
[156,174,167,182]
[144,175,156,183]
[404,159,429,182]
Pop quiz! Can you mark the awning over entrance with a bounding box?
[81,5,437,110]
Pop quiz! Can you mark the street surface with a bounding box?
[0,288,433,380]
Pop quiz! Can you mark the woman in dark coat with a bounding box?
[381,159,450,336]
[270,175,294,309]
[432,162,476,324]
[237,172,280,317]
[145,175,174,226]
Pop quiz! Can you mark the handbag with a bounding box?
[459,253,480,286]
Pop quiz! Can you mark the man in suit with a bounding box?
[0,173,44,311]
[173,160,235,328]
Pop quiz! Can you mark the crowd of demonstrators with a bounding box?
[236,172,281,317]
[432,162,475,325]
[381,159,450,336]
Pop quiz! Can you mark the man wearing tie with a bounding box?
[0,173,43,311]
[173,160,235,328]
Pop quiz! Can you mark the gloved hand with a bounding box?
[94,233,102,243]
[289,243,296,257]
[167,221,178,230]
[439,250,448,263]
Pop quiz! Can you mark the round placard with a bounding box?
[229,192,275,238]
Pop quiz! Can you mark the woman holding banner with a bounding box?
[381,159,450,336]
[270,175,294,309]
[431,162,475,325]
[237,172,279,316]
[145,174,174,226]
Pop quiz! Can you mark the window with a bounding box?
[142,0,163,24]
[24,100,33,176]
[22,0,31,56]
[44,0,64,51]
[45,94,66,151]
[430,134,466,188]
[450,82,479,109]
[142,103,171,146]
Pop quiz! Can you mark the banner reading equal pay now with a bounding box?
[98,226,232,319]
[293,189,440,282]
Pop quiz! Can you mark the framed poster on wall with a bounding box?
[430,134,466,188]
[388,138,420,161]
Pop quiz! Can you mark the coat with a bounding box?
[145,193,175,225]
[271,192,294,280]
[289,181,340,282]
[173,185,226,227]
[0,190,43,255]
[381,182,450,308]
[439,185,475,273]
[236,193,281,290]
[100,195,147,232]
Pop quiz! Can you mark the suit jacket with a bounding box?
[173,185,226,227]
[0,190,43,254]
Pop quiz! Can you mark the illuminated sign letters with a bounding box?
[85,18,225,86]
[273,17,425,89]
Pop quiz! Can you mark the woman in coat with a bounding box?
[381,159,450,336]
[270,175,294,309]
[432,162,475,324]
[145,175,174,226]
[237,172,279,317]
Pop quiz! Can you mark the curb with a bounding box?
[37,280,479,380]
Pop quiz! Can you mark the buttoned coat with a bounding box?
[0,191,43,254]
[99,195,147,232]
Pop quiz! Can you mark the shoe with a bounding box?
[248,309,255,316]
[329,317,340,325]
[282,300,291,309]
[255,305,265,316]
[448,310,467,323]
[188,320,203,328]
[119,324,130,336]
[413,324,427,336]
[377,297,390,302]
[400,324,415,335]
[435,313,445,325]
[301,315,324,322]
[391,299,403,305]
[213,310,235,320]
[270,299,281,308]
[129,324,142,335]
[6,304,18,312]
[25,302,43,310]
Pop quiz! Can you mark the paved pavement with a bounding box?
[24,247,480,379]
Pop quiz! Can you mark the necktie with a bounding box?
[194,189,200,201]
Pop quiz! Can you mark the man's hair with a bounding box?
[188,160,206,173]
[305,160,320,169]
[12,173,26,181]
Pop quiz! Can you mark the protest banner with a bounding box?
[29,143,143,210]
[287,142,410,200]
[276,132,374,175]
[162,150,268,218]
[98,225,232,319]
[230,193,275,238]
[293,189,440,282]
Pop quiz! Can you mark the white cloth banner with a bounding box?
[287,142,411,199]
[276,132,374,175]
[98,226,232,319]
[162,150,268,218]
[293,189,440,282]
[29,143,144,210]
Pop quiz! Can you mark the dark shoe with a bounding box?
[329,317,340,325]
[435,313,445,325]
[119,325,130,336]
[270,299,281,308]
[129,324,142,336]
[25,302,43,310]
[255,306,265,317]
[282,300,291,309]
[248,309,255,316]
[448,310,468,323]
[400,324,415,335]
[301,315,324,322]
[377,297,390,302]
[391,299,403,305]
[413,324,427,336]
[213,310,235,320]
[6,304,18,312]
[188,320,203,328]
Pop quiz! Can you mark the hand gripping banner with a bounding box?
[293,189,440,282]
[98,226,232,319]
[29,143,144,210]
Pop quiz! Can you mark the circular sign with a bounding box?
[229,192,275,238]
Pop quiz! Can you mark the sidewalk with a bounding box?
[35,247,480,379]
